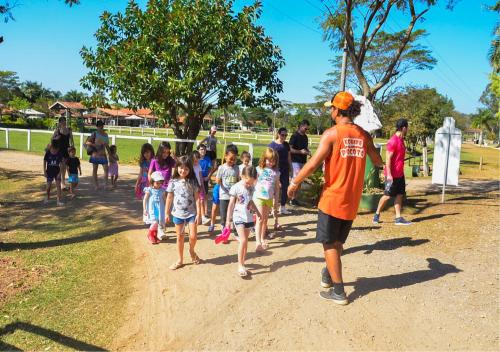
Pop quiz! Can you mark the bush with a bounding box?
[0,116,56,130]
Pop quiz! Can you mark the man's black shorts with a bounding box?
[384,177,406,197]
[316,209,353,245]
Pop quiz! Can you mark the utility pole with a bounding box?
[339,38,348,91]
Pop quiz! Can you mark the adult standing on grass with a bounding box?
[52,116,74,191]
[269,127,292,215]
[289,120,311,205]
[373,118,412,225]
[86,120,110,190]
[200,126,218,168]
[288,92,383,305]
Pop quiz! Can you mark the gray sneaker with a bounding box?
[321,267,333,288]
[319,289,348,305]
[373,213,380,224]
[395,217,412,225]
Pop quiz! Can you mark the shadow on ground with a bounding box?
[0,321,105,351]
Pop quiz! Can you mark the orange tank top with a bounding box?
[318,124,369,220]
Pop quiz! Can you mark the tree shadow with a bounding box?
[345,258,461,302]
[0,321,105,351]
[411,212,460,223]
[343,237,430,255]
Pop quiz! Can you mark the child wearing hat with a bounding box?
[143,171,167,244]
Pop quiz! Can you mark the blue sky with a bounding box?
[0,0,497,114]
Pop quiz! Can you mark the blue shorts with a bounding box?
[212,184,220,205]
[89,156,108,165]
[172,215,196,225]
[67,174,79,184]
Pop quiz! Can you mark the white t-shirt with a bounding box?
[229,181,254,223]
[216,164,239,200]
[254,166,280,200]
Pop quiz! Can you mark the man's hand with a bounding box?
[288,182,299,198]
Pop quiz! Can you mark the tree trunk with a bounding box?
[479,130,484,146]
[174,113,202,156]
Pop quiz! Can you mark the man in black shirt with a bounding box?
[289,120,311,205]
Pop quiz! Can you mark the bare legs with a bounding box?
[255,203,270,251]
[170,221,200,270]
[375,194,403,218]
[92,163,109,190]
[236,226,250,274]
[323,241,343,284]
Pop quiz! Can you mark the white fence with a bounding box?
[0,127,254,159]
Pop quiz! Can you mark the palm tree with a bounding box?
[471,108,495,145]
[488,2,500,73]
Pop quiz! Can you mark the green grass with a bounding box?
[0,170,135,350]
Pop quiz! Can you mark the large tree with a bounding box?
[63,89,87,102]
[321,0,453,101]
[81,0,284,154]
[0,70,21,104]
[381,86,454,174]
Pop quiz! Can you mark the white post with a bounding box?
[111,135,116,145]
[27,129,31,151]
[79,133,84,159]
[249,144,254,160]
[141,128,144,136]
[129,127,132,135]
[5,128,9,149]
[119,126,122,134]
[148,137,153,145]
[153,128,156,136]
[441,128,451,204]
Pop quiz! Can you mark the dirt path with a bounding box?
[1,150,498,350]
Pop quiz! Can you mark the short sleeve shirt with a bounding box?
[44,151,63,175]
[203,136,217,152]
[199,156,212,177]
[385,134,406,178]
[289,132,309,164]
[67,157,80,174]
[254,166,280,200]
[229,181,254,223]
[150,157,176,189]
[268,141,290,171]
[216,164,239,200]
[166,179,198,219]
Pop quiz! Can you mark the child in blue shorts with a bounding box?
[208,183,220,233]
[66,146,82,198]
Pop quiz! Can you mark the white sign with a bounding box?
[432,117,462,201]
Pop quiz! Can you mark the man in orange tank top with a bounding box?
[288,92,383,305]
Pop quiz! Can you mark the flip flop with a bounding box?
[238,267,248,277]
[169,262,184,270]
[190,253,202,265]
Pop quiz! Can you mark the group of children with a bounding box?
[43,138,120,204]
[138,141,284,277]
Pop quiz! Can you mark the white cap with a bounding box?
[151,171,165,182]
[210,126,217,132]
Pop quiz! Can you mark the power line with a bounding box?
[264,1,323,35]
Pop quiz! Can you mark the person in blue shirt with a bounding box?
[197,143,214,223]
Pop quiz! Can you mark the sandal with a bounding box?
[190,253,202,265]
[238,267,248,277]
[169,262,184,270]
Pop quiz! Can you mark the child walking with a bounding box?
[149,141,176,189]
[166,156,202,270]
[143,171,167,244]
[66,146,82,198]
[208,183,220,233]
[43,139,64,206]
[216,144,239,230]
[226,166,261,277]
[108,145,119,188]
[254,148,280,251]
[135,143,155,199]
[239,151,251,174]
[198,144,214,222]
[192,150,210,225]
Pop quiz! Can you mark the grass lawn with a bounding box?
[1,129,498,179]
[0,170,136,350]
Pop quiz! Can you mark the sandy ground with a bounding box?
[0,150,499,351]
